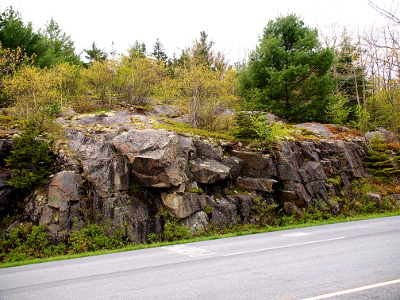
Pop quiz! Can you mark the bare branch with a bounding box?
[368,0,400,24]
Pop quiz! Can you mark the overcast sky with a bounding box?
[0,0,397,63]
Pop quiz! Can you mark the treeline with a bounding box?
[0,5,399,136]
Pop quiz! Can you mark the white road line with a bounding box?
[162,244,217,257]
[223,237,347,257]
[301,279,400,300]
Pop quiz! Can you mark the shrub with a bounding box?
[250,197,279,226]
[68,223,124,253]
[162,218,193,242]
[364,139,400,178]
[0,223,65,263]
[5,120,55,190]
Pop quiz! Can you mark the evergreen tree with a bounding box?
[38,18,82,67]
[84,42,107,64]
[0,6,47,67]
[239,14,335,122]
[128,40,146,59]
[152,38,167,61]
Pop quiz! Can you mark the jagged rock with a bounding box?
[283,202,304,217]
[282,181,312,206]
[78,110,147,126]
[179,211,209,233]
[113,129,192,188]
[276,142,304,181]
[236,177,277,193]
[231,150,277,177]
[189,158,230,184]
[194,139,223,160]
[127,217,163,244]
[162,192,208,218]
[299,141,321,162]
[222,156,243,179]
[225,194,257,223]
[39,171,82,231]
[47,171,80,209]
[333,140,366,178]
[211,199,237,227]
[298,161,327,182]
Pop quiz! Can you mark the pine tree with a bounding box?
[239,14,334,122]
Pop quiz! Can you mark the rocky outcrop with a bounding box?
[2,111,394,243]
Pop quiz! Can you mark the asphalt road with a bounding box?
[1,216,400,300]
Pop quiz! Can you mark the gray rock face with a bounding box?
[211,199,237,227]
[39,171,82,234]
[178,211,209,233]
[190,158,230,184]
[113,129,191,188]
[16,121,381,240]
[162,192,208,219]
[236,177,277,192]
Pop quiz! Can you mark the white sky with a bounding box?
[0,0,397,63]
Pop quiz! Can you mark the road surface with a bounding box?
[1,216,399,299]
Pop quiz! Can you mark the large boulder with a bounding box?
[211,199,237,227]
[178,211,209,234]
[231,150,277,178]
[113,129,193,188]
[39,171,83,237]
[189,158,230,184]
[162,192,208,218]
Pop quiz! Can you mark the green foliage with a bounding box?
[0,224,66,263]
[115,55,162,105]
[162,218,193,242]
[0,7,46,67]
[250,197,279,226]
[239,14,334,122]
[367,88,400,136]
[5,120,54,190]
[83,42,107,64]
[0,7,81,68]
[234,111,298,148]
[364,140,400,178]
[128,40,147,59]
[326,95,351,125]
[151,38,168,61]
[68,223,124,253]
[81,59,116,105]
[331,30,367,106]
[37,18,81,67]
